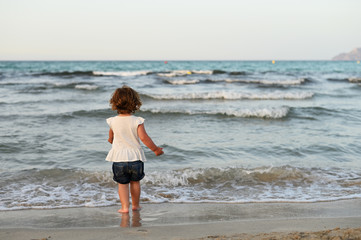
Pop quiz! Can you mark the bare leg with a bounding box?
[130,181,141,211]
[118,183,130,213]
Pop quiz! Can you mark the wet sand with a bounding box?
[1,200,361,239]
[196,227,361,240]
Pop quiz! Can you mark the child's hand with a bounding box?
[154,147,164,156]
[108,129,114,144]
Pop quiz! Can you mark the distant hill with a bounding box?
[332,48,361,60]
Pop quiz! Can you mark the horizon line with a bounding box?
[0,59,345,62]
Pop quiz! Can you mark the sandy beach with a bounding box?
[1,199,361,239]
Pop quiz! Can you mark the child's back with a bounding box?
[106,86,163,213]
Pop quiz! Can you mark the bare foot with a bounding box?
[118,208,129,213]
[132,206,142,211]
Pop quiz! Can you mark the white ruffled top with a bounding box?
[105,115,146,162]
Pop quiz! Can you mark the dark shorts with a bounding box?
[112,161,145,184]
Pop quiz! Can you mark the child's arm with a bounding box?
[138,124,164,156]
[108,128,114,144]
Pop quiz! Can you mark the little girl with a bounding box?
[106,86,164,213]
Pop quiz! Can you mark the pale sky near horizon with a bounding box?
[0,0,360,60]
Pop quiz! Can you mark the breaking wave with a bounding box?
[142,107,290,119]
[93,71,151,77]
[142,166,361,203]
[1,166,360,210]
[224,78,308,85]
[144,91,314,100]
[32,69,244,78]
[164,78,308,86]
[74,84,99,90]
[327,77,361,83]
[164,79,201,85]
[16,82,100,93]
[34,71,95,77]
[156,70,244,77]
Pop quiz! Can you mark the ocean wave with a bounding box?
[33,70,152,78]
[349,78,361,83]
[18,82,100,92]
[145,166,313,187]
[216,78,308,86]
[327,77,361,83]
[157,70,246,77]
[0,81,18,86]
[6,105,343,121]
[157,70,201,77]
[1,108,113,120]
[70,109,112,118]
[74,84,99,90]
[142,166,361,203]
[163,79,201,85]
[50,82,100,90]
[164,78,308,86]
[1,166,359,210]
[144,91,314,100]
[93,71,151,77]
[142,107,290,119]
[34,71,95,77]
[327,78,348,82]
[41,109,112,120]
[0,169,116,211]
[30,69,249,78]
[292,106,361,122]
[229,71,248,75]
[2,107,288,120]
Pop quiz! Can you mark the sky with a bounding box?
[0,0,360,60]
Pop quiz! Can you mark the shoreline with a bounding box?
[1,200,361,239]
[2,221,361,240]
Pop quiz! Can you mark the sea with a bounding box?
[1,60,361,211]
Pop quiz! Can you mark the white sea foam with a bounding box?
[53,82,68,87]
[165,79,200,85]
[93,71,150,76]
[145,107,290,119]
[157,70,191,77]
[75,84,99,90]
[225,107,289,118]
[148,91,314,100]
[192,70,213,75]
[0,170,117,211]
[141,166,361,203]
[1,166,360,210]
[224,78,306,85]
[157,70,213,77]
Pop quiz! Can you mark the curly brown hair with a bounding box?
[109,86,142,114]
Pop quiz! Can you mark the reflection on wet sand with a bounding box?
[120,211,142,228]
